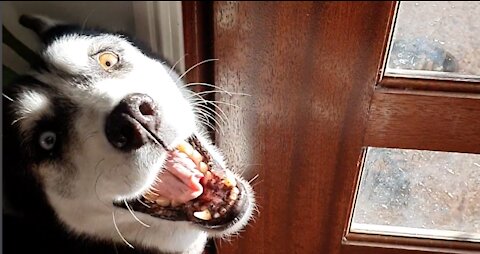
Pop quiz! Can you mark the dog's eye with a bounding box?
[39,131,57,150]
[98,52,119,71]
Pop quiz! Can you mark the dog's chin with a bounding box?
[112,134,255,238]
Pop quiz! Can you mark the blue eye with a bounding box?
[39,131,56,150]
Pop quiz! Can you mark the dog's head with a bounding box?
[3,15,255,253]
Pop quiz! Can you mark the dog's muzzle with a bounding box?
[105,93,166,152]
[106,94,251,229]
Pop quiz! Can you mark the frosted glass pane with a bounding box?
[351,147,480,242]
[385,1,480,82]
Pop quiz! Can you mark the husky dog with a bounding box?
[3,15,255,254]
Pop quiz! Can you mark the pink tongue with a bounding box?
[151,151,204,204]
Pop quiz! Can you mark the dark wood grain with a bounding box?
[182,1,214,93]
[182,1,217,141]
[344,233,480,254]
[365,90,480,154]
[379,77,480,94]
[212,2,395,253]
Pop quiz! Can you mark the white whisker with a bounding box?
[168,54,188,75]
[188,92,231,129]
[193,103,227,125]
[198,110,224,135]
[124,200,150,228]
[193,109,223,134]
[194,112,219,132]
[137,198,151,208]
[112,211,134,249]
[175,59,219,83]
[3,93,14,102]
[188,93,228,131]
[11,116,27,126]
[248,174,260,184]
[182,82,235,96]
[187,90,251,99]
[206,100,241,109]
[251,179,264,188]
[192,100,230,124]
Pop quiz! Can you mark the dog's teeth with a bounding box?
[222,172,237,187]
[205,171,213,180]
[199,162,208,174]
[191,150,203,165]
[177,141,194,156]
[143,191,158,201]
[155,196,171,207]
[219,207,227,215]
[213,212,220,219]
[193,210,212,221]
[229,190,238,201]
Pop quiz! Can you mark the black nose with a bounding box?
[105,93,161,152]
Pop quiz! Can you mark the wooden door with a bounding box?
[183,2,480,253]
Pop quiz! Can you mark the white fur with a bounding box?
[14,90,51,135]
[24,33,255,253]
[43,35,93,74]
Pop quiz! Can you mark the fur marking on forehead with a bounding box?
[42,34,131,75]
[14,90,52,133]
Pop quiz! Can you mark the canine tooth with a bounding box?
[193,210,212,220]
[222,173,237,187]
[229,191,238,201]
[213,212,220,219]
[199,162,209,173]
[177,141,194,156]
[155,197,171,207]
[191,150,203,165]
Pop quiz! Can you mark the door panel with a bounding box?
[365,92,480,154]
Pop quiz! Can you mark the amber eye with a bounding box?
[98,52,119,70]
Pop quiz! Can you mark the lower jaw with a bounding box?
[114,179,248,231]
[114,136,249,230]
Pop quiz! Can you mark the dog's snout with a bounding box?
[105,93,161,151]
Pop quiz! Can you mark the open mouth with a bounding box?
[113,135,249,230]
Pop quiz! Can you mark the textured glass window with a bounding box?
[351,147,480,242]
[385,1,480,82]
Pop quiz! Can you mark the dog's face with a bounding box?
[3,15,255,253]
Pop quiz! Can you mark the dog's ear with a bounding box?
[19,14,60,40]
